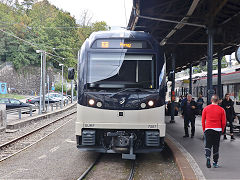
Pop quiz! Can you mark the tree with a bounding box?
[193,56,228,74]
[0,0,109,73]
[78,10,93,27]
[92,21,110,32]
[21,0,35,13]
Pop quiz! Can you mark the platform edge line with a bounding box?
[166,133,206,180]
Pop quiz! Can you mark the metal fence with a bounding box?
[6,99,71,120]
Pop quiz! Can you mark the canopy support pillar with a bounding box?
[189,64,192,95]
[170,53,176,123]
[207,27,214,104]
[217,53,223,99]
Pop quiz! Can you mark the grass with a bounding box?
[0,94,25,100]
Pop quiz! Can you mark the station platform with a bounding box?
[166,115,240,180]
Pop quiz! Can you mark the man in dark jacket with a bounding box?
[222,93,236,140]
[182,94,198,138]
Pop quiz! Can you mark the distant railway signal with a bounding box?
[68,68,75,80]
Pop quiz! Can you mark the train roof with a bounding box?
[176,64,240,81]
[128,0,240,72]
[84,30,159,50]
[88,30,154,41]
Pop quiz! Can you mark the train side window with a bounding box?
[236,84,240,103]
[223,85,228,97]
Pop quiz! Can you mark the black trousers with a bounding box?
[184,116,195,136]
[204,129,221,163]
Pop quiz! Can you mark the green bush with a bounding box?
[67,89,77,96]
[54,82,76,96]
[54,82,67,93]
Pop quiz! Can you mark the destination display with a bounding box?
[92,39,151,49]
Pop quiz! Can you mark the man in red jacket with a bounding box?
[202,95,226,168]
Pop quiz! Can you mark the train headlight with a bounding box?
[141,103,146,109]
[96,102,102,108]
[148,100,154,107]
[88,99,95,106]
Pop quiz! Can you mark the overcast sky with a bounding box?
[47,0,133,28]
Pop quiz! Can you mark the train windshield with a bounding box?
[87,52,155,89]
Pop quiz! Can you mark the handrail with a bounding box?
[5,99,72,119]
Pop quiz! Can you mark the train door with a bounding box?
[236,84,240,104]
[200,86,203,96]
[213,86,217,95]
[229,84,235,100]
[223,85,228,97]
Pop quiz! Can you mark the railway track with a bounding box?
[0,110,76,162]
[128,160,135,180]
[77,155,136,180]
[77,154,102,180]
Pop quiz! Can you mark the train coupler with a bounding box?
[122,133,136,160]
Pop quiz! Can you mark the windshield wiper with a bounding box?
[109,88,156,97]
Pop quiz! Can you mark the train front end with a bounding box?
[76,31,166,159]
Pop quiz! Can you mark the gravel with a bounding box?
[0,105,76,147]
[134,146,181,180]
[0,107,76,161]
[85,154,131,180]
[85,146,181,180]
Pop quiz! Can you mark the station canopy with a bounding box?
[128,0,240,72]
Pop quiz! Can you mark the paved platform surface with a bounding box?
[0,115,98,179]
[166,116,240,180]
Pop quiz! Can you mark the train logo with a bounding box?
[119,97,126,105]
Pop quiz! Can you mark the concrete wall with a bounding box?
[0,62,62,95]
[0,104,6,128]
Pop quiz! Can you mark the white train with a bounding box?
[70,31,167,159]
[175,65,240,109]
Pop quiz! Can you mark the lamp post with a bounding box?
[47,75,50,111]
[66,80,68,96]
[59,63,64,106]
[36,50,44,114]
[71,80,73,103]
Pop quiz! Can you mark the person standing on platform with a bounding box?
[180,95,187,113]
[222,93,236,140]
[166,97,179,116]
[178,95,183,104]
[197,94,204,114]
[182,94,198,138]
[202,95,226,168]
[178,95,183,112]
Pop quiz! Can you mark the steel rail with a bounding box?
[0,110,76,161]
[127,160,136,180]
[76,156,135,180]
[76,154,102,180]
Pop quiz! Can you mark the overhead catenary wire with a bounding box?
[0,28,38,48]
[123,0,128,28]
[0,21,93,29]
[0,28,76,66]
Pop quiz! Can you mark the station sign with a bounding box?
[0,83,7,94]
[183,79,190,83]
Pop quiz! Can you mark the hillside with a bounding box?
[0,0,109,72]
